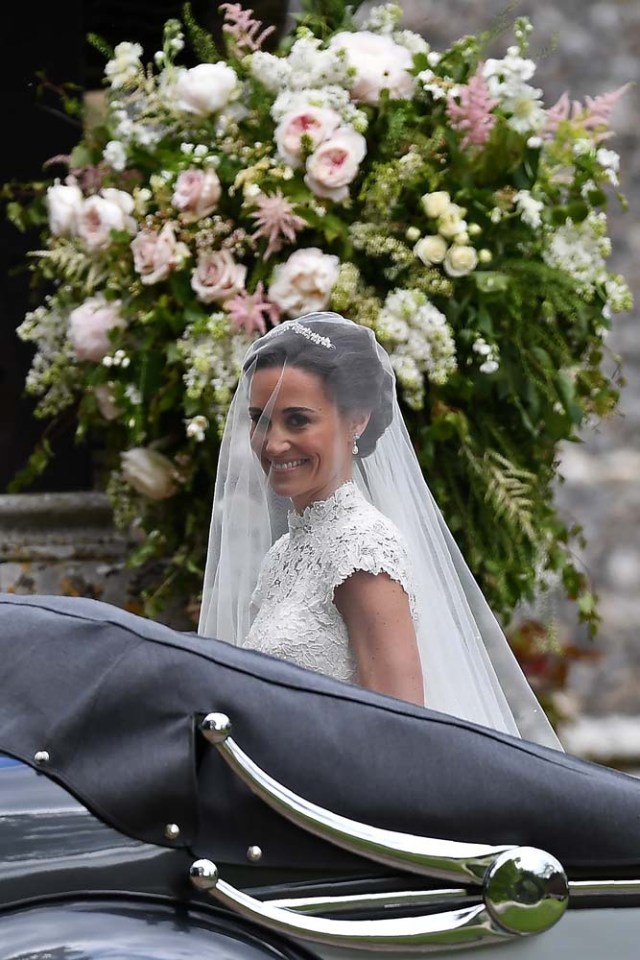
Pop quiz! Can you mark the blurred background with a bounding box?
[1,0,638,760]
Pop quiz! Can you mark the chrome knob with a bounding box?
[483,846,569,935]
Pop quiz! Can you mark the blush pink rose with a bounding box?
[77,189,137,251]
[171,168,222,222]
[121,448,178,500]
[173,63,239,116]
[68,297,126,362]
[268,247,340,317]
[190,249,247,304]
[329,31,415,105]
[304,127,367,202]
[274,106,342,168]
[131,222,190,285]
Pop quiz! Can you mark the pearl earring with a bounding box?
[352,434,360,456]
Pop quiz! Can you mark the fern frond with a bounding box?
[182,3,220,62]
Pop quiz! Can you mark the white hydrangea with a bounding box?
[285,36,350,90]
[376,288,457,408]
[249,51,293,92]
[514,189,544,229]
[185,414,209,442]
[361,3,403,35]
[393,29,429,56]
[543,214,612,297]
[105,42,143,89]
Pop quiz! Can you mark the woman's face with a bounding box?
[249,365,363,512]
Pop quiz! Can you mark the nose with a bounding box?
[261,423,291,459]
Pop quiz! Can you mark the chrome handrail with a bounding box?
[200,712,510,885]
[193,713,570,951]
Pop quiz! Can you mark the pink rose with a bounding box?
[121,448,178,500]
[94,383,120,420]
[274,106,342,168]
[190,249,247,304]
[68,297,126,362]
[329,31,415,105]
[304,127,367,202]
[131,222,190,285]
[268,247,340,317]
[77,189,137,251]
[171,168,222,222]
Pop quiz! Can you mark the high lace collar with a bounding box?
[288,481,360,536]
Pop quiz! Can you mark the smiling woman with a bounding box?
[199,312,561,748]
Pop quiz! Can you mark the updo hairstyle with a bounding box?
[244,316,395,457]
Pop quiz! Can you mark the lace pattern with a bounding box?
[243,482,417,683]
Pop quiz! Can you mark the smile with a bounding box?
[270,459,309,473]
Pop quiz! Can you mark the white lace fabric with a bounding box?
[243,482,417,682]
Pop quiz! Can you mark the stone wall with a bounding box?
[398,0,640,752]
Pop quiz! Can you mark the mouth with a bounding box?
[268,458,309,474]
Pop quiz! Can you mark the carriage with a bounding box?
[1,593,639,958]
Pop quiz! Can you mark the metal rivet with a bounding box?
[34,750,50,765]
[246,845,263,863]
[164,823,181,841]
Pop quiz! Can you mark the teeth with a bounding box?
[271,459,306,472]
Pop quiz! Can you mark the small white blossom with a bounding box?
[103,140,127,172]
[514,189,544,228]
[573,139,595,158]
[362,3,403,35]
[185,414,209,442]
[393,29,429,56]
[427,51,442,66]
[479,359,499,374]
[105,42,143,88]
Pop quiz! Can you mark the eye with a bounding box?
[249,411,268,430]
[287,412,310,428]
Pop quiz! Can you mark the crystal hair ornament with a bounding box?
[268,318,335,350]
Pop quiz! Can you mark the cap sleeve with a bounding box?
[325,516,418,621]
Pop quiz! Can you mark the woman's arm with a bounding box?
[334,571,424,706]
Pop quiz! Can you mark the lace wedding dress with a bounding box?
[243,482,417,683]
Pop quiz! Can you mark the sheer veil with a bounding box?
[199,312,562,750]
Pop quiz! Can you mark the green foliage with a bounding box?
[4,5,633,638]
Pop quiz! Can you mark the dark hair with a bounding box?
[244,317,394,457]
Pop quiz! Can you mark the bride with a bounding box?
[199,311,561,749]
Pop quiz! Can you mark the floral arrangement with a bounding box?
[6,0,632,631]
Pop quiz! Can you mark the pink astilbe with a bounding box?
[225,282,280,335]
[249,191,307,259]
[219,3,275,53]
[544,84,631,142]
[446,68,498,150]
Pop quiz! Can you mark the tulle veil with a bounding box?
[199,312,562,750]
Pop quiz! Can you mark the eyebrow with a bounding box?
[248,405,315,415]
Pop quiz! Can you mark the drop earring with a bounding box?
[352,434,360,456]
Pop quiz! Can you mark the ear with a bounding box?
[349,411,371,437]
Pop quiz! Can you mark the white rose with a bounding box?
[47,182,83,237]
[414,235,448,265]
[268,247,340,317]
[329,30,415,105]
[443,244,479,277]
[275,106,342,168]
[421,190,452,219]
[437,209,468,241]
[304,127,367,201]
[68,297,126,362]
[121,448,178,501]
[131,222,190,285]
[173,63,239,116]
[190,249,247,304]
[171,168,222,222]
[77,191,137,251]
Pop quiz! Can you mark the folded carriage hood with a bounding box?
[1,593,639,879]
